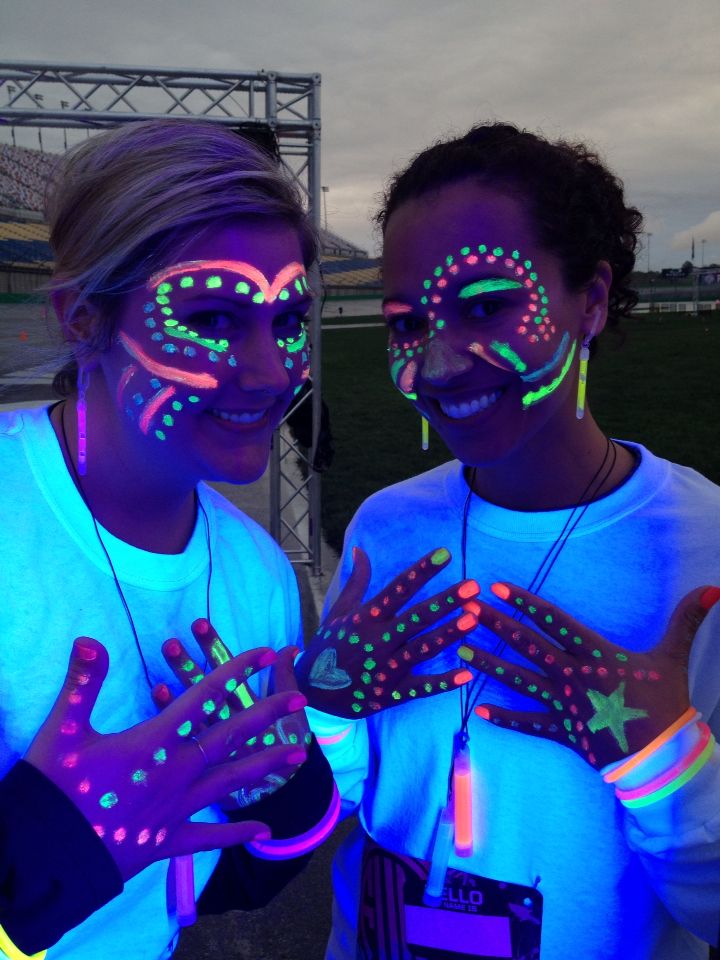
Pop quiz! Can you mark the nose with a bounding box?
[231,325,291,396]
[420,336,474,384]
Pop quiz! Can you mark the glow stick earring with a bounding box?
[77,366,90,475]
[577,310,602,420]
[421,415,429,451]
[575,336,590,420]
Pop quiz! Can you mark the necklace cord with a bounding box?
[58,400,212,693]
[459,437,617,738]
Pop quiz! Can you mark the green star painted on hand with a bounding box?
[586,681,648,753]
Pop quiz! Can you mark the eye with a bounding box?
[274,310,309,340]
[186,310,235,331]
[385,314,427,336]
[466,299,505,320]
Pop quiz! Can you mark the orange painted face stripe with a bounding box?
[118,331,219,390]
[116,364,137,407]
[148,259,306,304]
[382,301,414,318]
[139,385,176,435]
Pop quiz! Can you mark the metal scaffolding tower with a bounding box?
[0,60,324,573]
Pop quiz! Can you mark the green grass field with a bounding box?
[320,312,720,554]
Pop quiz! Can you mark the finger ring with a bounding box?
[191,735,211,767]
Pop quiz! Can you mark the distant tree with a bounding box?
[680,260,693,277]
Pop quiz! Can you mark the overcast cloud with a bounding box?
[2,0,718,267]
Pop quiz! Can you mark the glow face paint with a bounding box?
[116,259,311,442]
[384,243,575,408]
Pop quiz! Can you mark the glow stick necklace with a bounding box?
[424,438,619,904]
[59,400,212,926]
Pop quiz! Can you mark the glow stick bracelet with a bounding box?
[615,722,712,802]
[453,748,473,857]
[421,416,429,451]
[316,724,354,746]
[245,783,341,860]
[423,805,454,907]
[174,854,197,927]
[0,925,46,960]
[602,707,698,784]
[619,732,716,809]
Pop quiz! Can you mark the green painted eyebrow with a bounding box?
[458,278,524,299]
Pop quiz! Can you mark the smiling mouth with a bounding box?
[437,389,504,420]
[209,407,268,425]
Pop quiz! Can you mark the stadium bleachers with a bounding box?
[0,142,380,287]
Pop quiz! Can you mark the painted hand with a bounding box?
[153,619,310,808]
[25,637,307,882]
[296,546,480,718]
[459,583,720,769]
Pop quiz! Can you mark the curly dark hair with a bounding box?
[375,123,643,328]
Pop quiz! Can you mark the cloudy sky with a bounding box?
[2,0,719,268]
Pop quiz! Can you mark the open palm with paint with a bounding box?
[296,546,480,718]
[458,581,720,769]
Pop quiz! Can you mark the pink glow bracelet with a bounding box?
[615,723,712,802]
[316,724,354,746]
[245,783,341,860]
[619,730,716,809]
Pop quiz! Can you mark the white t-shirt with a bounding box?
[0,405,302,960]
[310,444,720,960]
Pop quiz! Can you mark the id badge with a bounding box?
[357,838,542,960]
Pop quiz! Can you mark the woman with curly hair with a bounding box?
[299,123,720,959]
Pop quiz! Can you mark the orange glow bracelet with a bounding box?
[615,723,714,805]
[602,707,698,784]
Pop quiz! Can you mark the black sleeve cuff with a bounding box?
[0,761,123,955]
[198,735,335,913]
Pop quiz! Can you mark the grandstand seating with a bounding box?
[0,142,380,286]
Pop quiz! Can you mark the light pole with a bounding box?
[321,185,329,232]
[7,85,16,146]
[32,94,44,151]
[61,101,69,150]
[645,231,652,275]
[701,239,706,267]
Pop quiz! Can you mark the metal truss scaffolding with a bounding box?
[0,60,324,573]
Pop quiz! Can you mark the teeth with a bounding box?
[211,408,266,424]
[439,391,502,420]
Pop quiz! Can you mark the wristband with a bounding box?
[0,925,47,960]
[245,782,340,860]
[316,724,354,746]
[602,707,698,784]
[619,730,715,809]
[615,723,712,803]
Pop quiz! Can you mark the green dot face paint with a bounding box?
[383,237,576,411]
[116,255,311,445]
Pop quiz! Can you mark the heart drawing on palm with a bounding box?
[308,648,352,690]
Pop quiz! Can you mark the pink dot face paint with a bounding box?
[380,182,596,468]
[384,245,571,408]
[117,258,311,443]
[101,221,313,485]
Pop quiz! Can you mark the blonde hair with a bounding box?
[46,119,316,393]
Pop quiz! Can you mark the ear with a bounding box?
[51,288,99,348]
[581,260,612,341]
